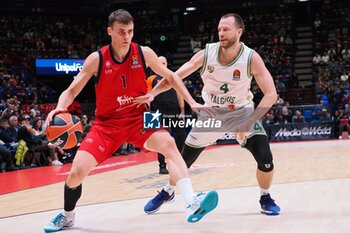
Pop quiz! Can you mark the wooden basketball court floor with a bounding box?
[0,140,349,233]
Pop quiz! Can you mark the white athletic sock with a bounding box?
[63,210,75,220]
[260,188,270,196]
[164,182,175,195]
[176,178,194,206]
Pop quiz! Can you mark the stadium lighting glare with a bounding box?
[183,12,188,15]
[186,7,196,11]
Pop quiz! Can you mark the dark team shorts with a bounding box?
[79,115,160,164]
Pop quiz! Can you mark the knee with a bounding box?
[258,161,274,172]
[158,136,177,155]
[245,135,274,172]
[255,149,274,172]
[68,165,86,184]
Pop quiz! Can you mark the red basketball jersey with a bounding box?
[95,42,148,119]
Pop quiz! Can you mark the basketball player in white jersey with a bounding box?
[135,13,281,215]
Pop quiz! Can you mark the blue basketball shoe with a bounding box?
[187,190,219,223]
[144,189,175,214]
[44,213,75,232]
[259,194,280,215]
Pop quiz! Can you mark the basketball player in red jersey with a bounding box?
[43,9,218,232]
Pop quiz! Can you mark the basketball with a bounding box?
[46,113,83,150]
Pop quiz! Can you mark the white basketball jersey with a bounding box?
[200,42,255,109]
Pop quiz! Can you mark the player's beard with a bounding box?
[220,35,237,49]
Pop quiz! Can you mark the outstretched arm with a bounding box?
[142,47,203,105]
[141,47,214,116]
[45,52,99,126]
[150,50,205,97]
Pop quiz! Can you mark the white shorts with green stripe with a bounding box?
[185,106,266,148]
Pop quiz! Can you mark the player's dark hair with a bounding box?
[221,13,245,32]
[108,9,133,26]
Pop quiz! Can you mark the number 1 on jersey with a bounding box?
[120,74,127,89]
[220,83,229,93]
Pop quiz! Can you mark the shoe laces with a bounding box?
[261,194,277,207]
[153,190,169,203]
[51,213,66,225]
[188,192,204,210]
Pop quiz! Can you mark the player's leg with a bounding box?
[44,151,98,232]
[44,123,119,232]
[157,121,186,175]
[143,130,218,222]
[244,134,280,215]
[144,130,220,219]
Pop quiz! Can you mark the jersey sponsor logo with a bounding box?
[207,65,214,73]
[106,60,111,68]
[131,55,141,69]
[210,94,236,105]
[116,95,133,110]
[233,69,241,81]
[105,60,112,74]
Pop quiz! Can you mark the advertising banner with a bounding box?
[35,59,84,75]
[266,122,335,142]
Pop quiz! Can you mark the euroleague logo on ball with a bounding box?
[46,113,83,150]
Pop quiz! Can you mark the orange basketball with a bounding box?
[46,113,83,150]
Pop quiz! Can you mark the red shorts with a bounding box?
[79,116,160,164]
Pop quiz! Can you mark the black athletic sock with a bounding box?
[158,153,166,166]
[182,144,205,168]
[64,183,82,212]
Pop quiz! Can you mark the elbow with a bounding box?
[266,91,278,104]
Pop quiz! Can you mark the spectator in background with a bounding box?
[340,72,349,82]
[0,117,18,147]
[1,99,15,118]
[18,115,62,166]
[32,117,45,137]
[321,52,329,64]
[313,53,322,65]
[333,109,349,138]
[0,144,17,172]
[274,94,284,107]
[319,108,332,122]
[80,115,88,129]
[7,116,19,141]
[25,84,36,102]
[30,104,41,118]
[292,110,305,124]
[275,80,286,93]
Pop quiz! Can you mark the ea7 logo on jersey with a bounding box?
[105,60,112,74]
[233,69,241,81]
[131,55,141,69]
[143,110,161,129]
